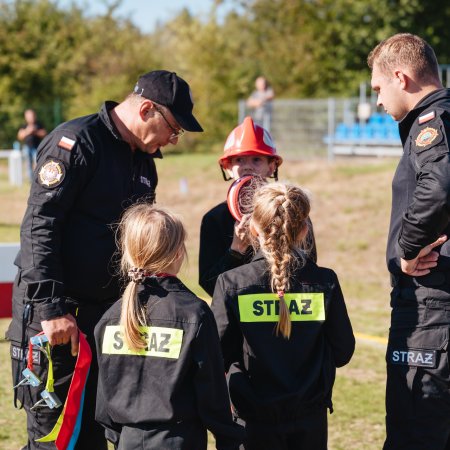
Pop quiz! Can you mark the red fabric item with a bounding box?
[0,282,13,318]
[55,332,92,450]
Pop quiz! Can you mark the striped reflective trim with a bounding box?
[238,293,325,322]
[102,325,183,359]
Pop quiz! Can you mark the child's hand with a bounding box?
[231,218,250,254]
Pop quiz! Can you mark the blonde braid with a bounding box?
[252,184,311,339]
[265,192,293,338]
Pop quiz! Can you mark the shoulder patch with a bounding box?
[58,136,76,151]
[418,111,435,125]
[415,127,439,148]
[38,160,65,188]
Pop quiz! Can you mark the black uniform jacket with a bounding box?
[387,88,450,275]
[211,252,355,423]
[94,276,244,448]
[13,102,160,321]
[199,202,318,297]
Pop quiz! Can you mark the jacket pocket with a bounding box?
[387,326,448,371]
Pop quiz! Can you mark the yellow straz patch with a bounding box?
[102,326,184,359]
[238,293,325,322]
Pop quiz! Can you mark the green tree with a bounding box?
[0,0,159,146]
[225,0,450,98]
[0,0,85,144]
[154,8,255,151]
[66,15,161,119]
[1,0,449,150]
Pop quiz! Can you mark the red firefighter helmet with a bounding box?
[219,117,283,168]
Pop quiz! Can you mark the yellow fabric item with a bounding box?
[238,293,325,322]
[102,325,184,359]
[36,343,64,442]
[35,407,65,442]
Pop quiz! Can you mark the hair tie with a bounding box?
[277,290,285,299]
[128,267,152,284]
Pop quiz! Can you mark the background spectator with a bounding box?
[17,109,47,181]
[246,76,274,132]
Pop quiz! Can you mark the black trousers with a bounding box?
[117,421,207,450]
[7,276,112,450]
[384,280,450,450]
[238,408,328,450]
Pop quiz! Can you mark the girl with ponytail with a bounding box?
[211,183,355,450]
[94,203,244,450]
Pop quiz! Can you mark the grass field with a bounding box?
[0,153,397,449]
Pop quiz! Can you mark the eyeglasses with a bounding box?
[154,106,185,139]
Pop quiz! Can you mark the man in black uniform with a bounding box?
[6,70,203,450]
[368,33,450,449]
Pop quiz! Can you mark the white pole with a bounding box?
[327,98,336,162]
[9,150,23,186]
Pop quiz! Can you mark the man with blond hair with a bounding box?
[369,33,450,449]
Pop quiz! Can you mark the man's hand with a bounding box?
[401,235,447,276]
[41,314,79,356]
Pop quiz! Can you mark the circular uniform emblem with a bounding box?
[415,127,439,148]
[38,160,65,187]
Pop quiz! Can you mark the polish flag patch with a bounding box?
[58,136,76,151]
[418,111,435,125]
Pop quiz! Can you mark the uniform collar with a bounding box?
[137,274,187,293]
[251,249,266,263]
[99,101,163,159]
[251,248,311,264]
[399,88,450,143]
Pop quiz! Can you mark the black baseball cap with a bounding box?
[134,70,203,132]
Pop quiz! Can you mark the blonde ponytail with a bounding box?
[120,282,147,351]
[117,203,187,351]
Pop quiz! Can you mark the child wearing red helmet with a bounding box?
[199,117,317,296]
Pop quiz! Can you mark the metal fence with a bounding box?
[239,97,393,160]
[239,65,450,161]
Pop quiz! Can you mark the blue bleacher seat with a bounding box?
[360,125,373,139]
[371,123,387,140]
[348,124,361,139]
[335,123,348,140]
[386,123,400,141]
[382,114,396,125]
[331,114,400,144]
[368,113,383,124]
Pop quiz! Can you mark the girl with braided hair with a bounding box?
[94,203,244,449]
[211,183,355,450]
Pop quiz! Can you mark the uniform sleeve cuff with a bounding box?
[228,248,247,261]
[38,299,67,321]
[397,240,419,261]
